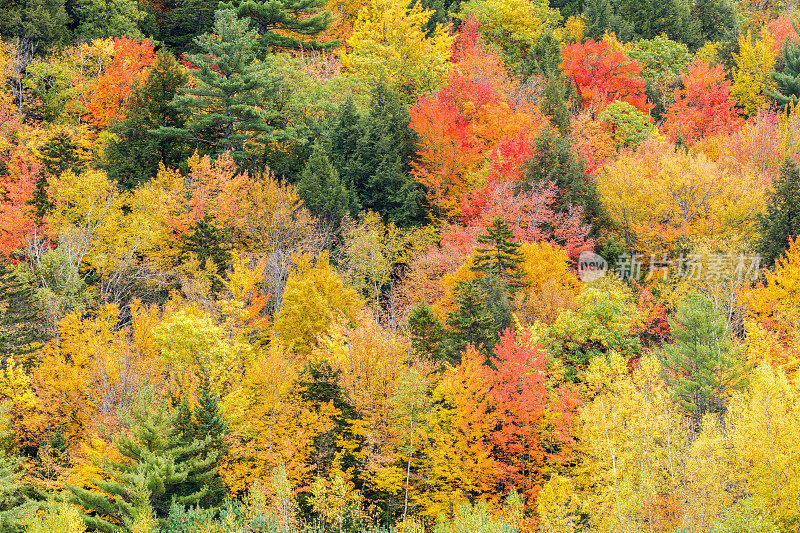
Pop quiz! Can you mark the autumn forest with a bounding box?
[0,0,799,531]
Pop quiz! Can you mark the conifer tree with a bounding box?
[770,42,800,108]
[106,51,189,190]
[758,158,800,268]
[347,84,424,226]
[471,218,528,295]
[221,0,337,52]
[656,293,747,431]
[156,8,284,164]
[447,276,513,363]
[524,131,603,227]
[0,262,45,363]
[297,142,356,226]
[68,392,219,531]
[408,303,448,363]
[186,373,227,508]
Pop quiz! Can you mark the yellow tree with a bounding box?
[342,0,453,94]
[744,239,800,380]
[574,354,688,532]
[274,253,361,357]
[726,362,800,526]
[732,27,777,116]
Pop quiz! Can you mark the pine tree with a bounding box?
[186,374,227,509]
[297,142,356,226]
[524,131,603,228]
[0,450,36,532]
[758,158,800,268]
[68,392,219,531]
[179,215,232,291]
[346,84,424,227]
[408,303,447,363]
[159,0,219,54]
[656,293,747,431]
[447,276,512,363]
[471,218,528,295]
[155,8,284,164]
[770,42,800,108]
[106,51,189,190]
[0,262,45,363]
[221,0,337,52]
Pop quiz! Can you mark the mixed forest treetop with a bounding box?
[1,0,800,532]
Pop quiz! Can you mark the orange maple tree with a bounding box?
[561,39,649,113]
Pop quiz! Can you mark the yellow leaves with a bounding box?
[537,474,580,533]
[275,252,362,357]
[598,138,765,253]
[732,27,777,116]
[744,239,800,380]
[342,0,454,93]
[725,363,800,523]
[461,0,560,51]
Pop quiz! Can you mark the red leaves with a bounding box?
[87,38,156,129]
[663,60,740,144]
[561,39,650,113]
[486,329,579,505]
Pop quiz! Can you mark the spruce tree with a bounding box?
[155,8,284,164]
[297,141,356,226]
[656,293,747,431]
[0,262,45,363]
[524,131,604,228]
[407,303,448,363]
[346,83,424,226]
[221,0,337,53]
[106,51,189,190]
[446,276,513,363]
[471,218,528,295]
[758,158,800,268]
[68,392,219,531]
[770,42,800,108]
[186,374,227,509]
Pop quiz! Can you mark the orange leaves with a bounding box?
[663,60,740,144]
[86,38,156,129]
[0,99,41,255]
[409,33,546,220]
[561,39,649,113]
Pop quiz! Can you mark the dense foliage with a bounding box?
[0,1,799,532]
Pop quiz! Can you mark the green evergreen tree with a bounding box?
[656,293,747,431]
[106,51,189,190]
[0,451,36,532]
[692,0,736,44]
[158,0,219,53]
[770,42,800,108]
[0,262,45,364]
[32,131,86,219]
[155,8,286,164]
[297,141,356,226]
[341,83,424,226]
[73,0,147,40]
[582,0,634,42]
[328,98,363,173]
[615,0,701,48]
[221,0,337,53]
[520,31,575,134]
[0,0,70,52]
[407,303,448,363]
[68,391,219,531]
[446,276,512,363]
[186,373,227,509]
[179,216,232,292]
[758,158,800,268]
[524,131,604,229]
[471,217,528,295]
[292,360,362,518]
